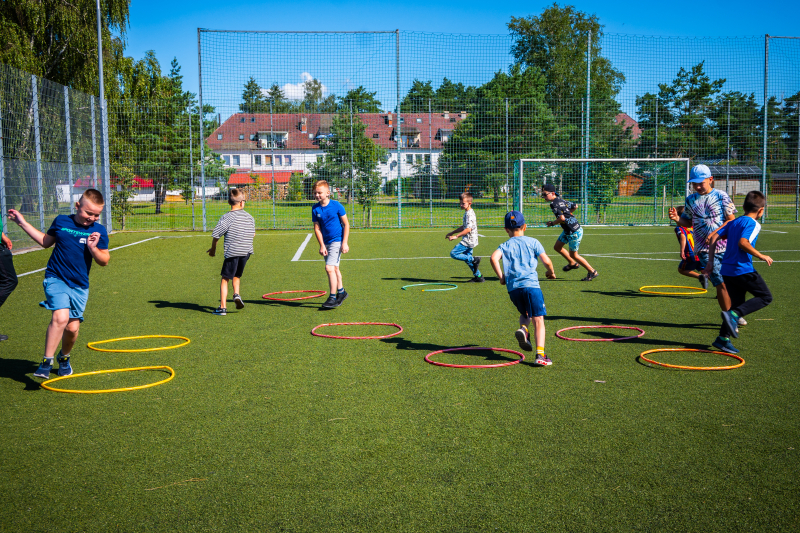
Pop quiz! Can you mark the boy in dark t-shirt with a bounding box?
[541,183,598,281]
[8,189,110,378]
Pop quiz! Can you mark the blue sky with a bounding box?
[124,0,799,115]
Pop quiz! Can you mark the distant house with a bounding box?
[205,111,468,185]
[614,113,642,140]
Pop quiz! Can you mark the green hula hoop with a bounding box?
[401,283,458,292]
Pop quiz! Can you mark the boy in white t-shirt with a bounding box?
[445,192,483,282]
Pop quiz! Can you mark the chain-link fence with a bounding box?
[1,32,798,239]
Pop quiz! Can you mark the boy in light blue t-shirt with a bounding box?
[490,211,556,366]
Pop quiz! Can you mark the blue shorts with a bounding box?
[679,257,703,271]
[40,277,89,322]
[508,287,547,318]
[557,227,583,252]
[697,251,723,287]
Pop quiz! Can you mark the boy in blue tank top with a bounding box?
[704,191,773,354]
[490,211,556,366]
[8,189,110,378]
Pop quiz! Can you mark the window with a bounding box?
[222,155,231,165]
[399,117,404,123]
[232,155,240,166]
[275,155,282,166]
[285,155,292,166]
[240,117,245,123]
[424,154,431,164]
[373,133,379,139]
[217,134,223,140]
[450,118,457,123]
[254,155,262,166]
[249,134,255,140]
[251,117,255,122]
[264,155,272,165]
[239,134,245,140]
[416,118,422,123]
[406,154,413,164]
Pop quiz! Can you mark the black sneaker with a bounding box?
[468,276,485,283]
[562,263,580,272]
[0,333,8,341]
[581,270,599,281]
[213,307,227,316]
[321,295,338,309]
[233,293,245,309]
[336,290,348,306]
[472,256,481,272]
[698,274,708,290]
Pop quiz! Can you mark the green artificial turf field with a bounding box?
[1,224,799,532]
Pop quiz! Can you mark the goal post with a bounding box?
[513,158,691,226]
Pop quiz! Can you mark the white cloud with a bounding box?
[279,72,328,100]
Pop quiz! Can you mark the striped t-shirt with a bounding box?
[212,209,255,258]
[680,189,736,254]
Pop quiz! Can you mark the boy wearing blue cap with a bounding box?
[669,164,737,328]
[490,211,556,366]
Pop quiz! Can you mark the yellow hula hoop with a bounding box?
[40,366,175,393]
[87,335,190,353]
[639,349,744,371]
[639,285,708,295]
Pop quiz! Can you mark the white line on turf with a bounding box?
[291,233,313,262]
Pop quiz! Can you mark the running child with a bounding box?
[669,164,736,320]
[704,191,773,354]
[490,210,557,366]
[541,183,598,281]
[1,218,19,341]
[207,188,255,315]
[8,189,109,378]
[312,180,349,309]
[445,192,483,282]
[673,206,708,289]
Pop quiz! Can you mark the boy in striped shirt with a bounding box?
[207,188,256,315]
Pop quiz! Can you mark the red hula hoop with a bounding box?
[555,325,645,342]
[262,290,327,301]
[311,322,404,340]
[425,347,525,368]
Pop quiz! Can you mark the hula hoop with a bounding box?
[262,290,327,301]
[401,283,458,292]
[87,335,190,353]
[639,285,708,295]
[555,325,645,341]
[40,366,175,394]
[425,347,525,368]
[639,348,744,371]
[311,322,403,340]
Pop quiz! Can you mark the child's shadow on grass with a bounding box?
[243,298,320,309]
[381,338,527,366]
[547,314,719,331]
[0,357,44,391]
[149,300,219,314]
[581,289,710,299]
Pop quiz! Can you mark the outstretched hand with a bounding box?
[7,209,26,226]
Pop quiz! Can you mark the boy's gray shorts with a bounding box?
[325,241,342,267]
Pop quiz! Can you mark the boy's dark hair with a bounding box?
[743,190,766,214]
[228,188,245,205]
[459,192,473,202]
[81,188,104,206]
[675,206,684,215]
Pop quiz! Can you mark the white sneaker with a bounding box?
[515,326,532,351]
[737,317,747,326]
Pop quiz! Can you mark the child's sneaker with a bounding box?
[581,270,599,281]
[213,307,227,316]
[336,289,348,306]
[720,310,739,338]
[737,316,747,326]
[57,355,73,377]
[534,354,553,366]
[468,276,485,283]
[233,294,244,309]
[712,337,739,354]
[472,256,481,271]
[698,274,708,290]
[515,326,532,351]
[34,358,53,379]
[321,295,338,309]
[563,263,579,272]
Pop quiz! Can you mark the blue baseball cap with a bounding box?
[688,164,712,183]
[505,210,525,229]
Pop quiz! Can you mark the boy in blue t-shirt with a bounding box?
[311,180,350,309]
[8,189,110,378]
[704,191,773,354]
[490,211,556,366]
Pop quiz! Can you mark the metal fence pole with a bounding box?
[429,98,433,225]
[655,98,659,157]
[349,99,355,209]
[90,98,98,189]
[796,98,799,223]
[270,100,276,229]
[582,31,592,226]
[189,110,195,231]
[31,75,45,230]
[505,98,509,212]
[762,34,769,222]
[396,29,402,228]
[0,95,6,232]
[197,29,207,231]
[96,0,112,231]
[726,99,731,196]
[64,86,74,212]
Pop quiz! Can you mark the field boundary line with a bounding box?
[291,233,313,262]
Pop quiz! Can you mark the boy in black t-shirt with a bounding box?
[541,183,598,281]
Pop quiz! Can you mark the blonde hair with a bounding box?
[314,180,330,191]
[80,188,105,206]
[228,188,246,205]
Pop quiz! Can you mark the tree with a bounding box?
[303,77,337,112]
[240,76,269,113]
[338,86,382,113]
[401,80,435,112]
[266,83,293,113]
[400,78,477,113]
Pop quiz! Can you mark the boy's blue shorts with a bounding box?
[39,277,89,322]
[508,287,547,318]
[557,227,583,251]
